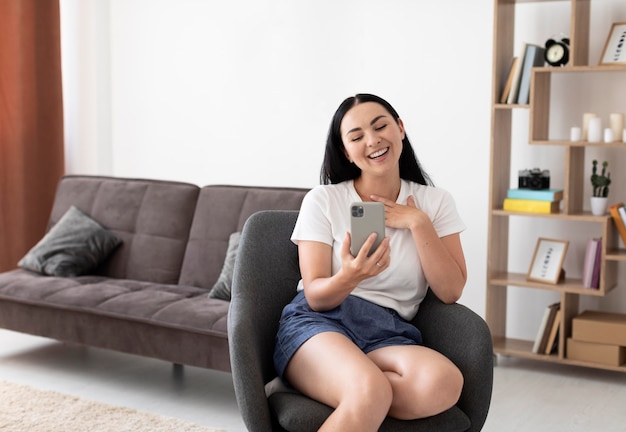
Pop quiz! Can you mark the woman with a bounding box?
[274,94,467,431]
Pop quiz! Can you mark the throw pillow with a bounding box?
[18,206,122,277]
[208,231,241,301]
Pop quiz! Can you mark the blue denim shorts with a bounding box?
[273,291,423,379]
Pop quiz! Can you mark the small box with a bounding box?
[567,338,626,366]
[572,310,626,346]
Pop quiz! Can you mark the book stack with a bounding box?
[503,188,563,214]
[609,202,626,248]
[500,42,546,104]
[532,302,561,355]
[582,238,602,289]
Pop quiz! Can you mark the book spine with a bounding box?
[533,305,552,353]
[609,203,626,247]
[544,309,562,355]
[582,238,598,288]
[619,206,626,242]
[503,198,559,213]
[516,44,546,105]
[506,42,527,104]
[507,189,563,201]
[590,238,602,289]
[500,57,519,103]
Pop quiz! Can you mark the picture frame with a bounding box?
[599,22,626,65]
[527,238,569,284]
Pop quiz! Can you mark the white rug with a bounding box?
[0,380,225,432]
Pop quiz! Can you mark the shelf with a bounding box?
[493,337,626,373]
[492,209,612,222]
[504,0,571,4]
[534,65,626,73]
[529,140,626,147]
[606,248,626,262]
[493,103,529,110]
[489,272,616,296]
[488,0,626,373]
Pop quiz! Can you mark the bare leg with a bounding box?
[367,345,463,419]
[285,332,392,432]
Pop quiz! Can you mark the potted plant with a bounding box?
[590,159,611,215]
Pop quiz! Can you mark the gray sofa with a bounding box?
[0,175,307,373]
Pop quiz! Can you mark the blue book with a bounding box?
[507,188,563,201]
[516,43,545,105]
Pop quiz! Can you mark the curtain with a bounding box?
[0,0,65,271]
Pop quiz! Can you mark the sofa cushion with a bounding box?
[0,269,229,335]
[18,206,121,277]
[48,176,199,284]
[208,231,240,301]
[178,185,308,289]
[269,392,470,432]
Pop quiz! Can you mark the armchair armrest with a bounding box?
[412,290,494,432]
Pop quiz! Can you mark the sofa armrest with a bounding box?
[412,289,494,432]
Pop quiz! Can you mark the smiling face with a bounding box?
[340,102,405,178]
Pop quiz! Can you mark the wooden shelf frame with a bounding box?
[487,0,626,372]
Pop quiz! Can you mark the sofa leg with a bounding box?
[173,363,184,379]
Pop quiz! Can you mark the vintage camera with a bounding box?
[518,168,550,190]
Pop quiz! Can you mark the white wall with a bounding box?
[60,0,626,340]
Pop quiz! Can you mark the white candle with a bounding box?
[570,127,582,141]
[582,113,597,141]
[623,128,626,143]
[604,128,614,143]
[610,113,624,143]
[588,117,602,143]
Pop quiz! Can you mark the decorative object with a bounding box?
[17,206,122,277]
[604,128,614,143]
[591,197,609,216]
[609,113,624,142]
[623,128,626,143]
[582,112,597,140]
[527,237,569,284]
[587,117,603,142]
[570,126,582,141]
[590,160,611,215]
[208,231,241,301]
[591,160,611,197]
[544,37,570,66]
[599,22,626,65]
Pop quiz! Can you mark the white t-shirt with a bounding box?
[291,179,466,320]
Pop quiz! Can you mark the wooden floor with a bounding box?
[1,329,625,431]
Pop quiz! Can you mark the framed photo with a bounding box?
[599,22,626,65]
[527,238,569,284]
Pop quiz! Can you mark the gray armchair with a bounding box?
[228,211,493,432]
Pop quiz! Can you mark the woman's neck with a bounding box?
[353,177,401,202]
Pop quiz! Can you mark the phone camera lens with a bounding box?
[351,206,364,217]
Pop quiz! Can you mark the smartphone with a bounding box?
[350,202,385,257]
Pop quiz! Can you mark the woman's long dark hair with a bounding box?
[320,94,433,186]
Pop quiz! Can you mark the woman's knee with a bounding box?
[359,368,393,405]
[341,368,393,420]
[420,362,464,412]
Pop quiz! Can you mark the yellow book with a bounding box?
[503,198,560,214]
